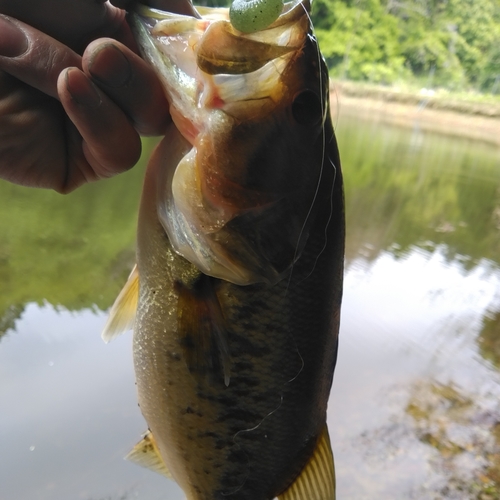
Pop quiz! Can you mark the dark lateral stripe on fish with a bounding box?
[215,408,263,424]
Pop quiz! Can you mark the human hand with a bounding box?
[0,0,194,192]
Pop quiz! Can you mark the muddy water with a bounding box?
[1,115,500,499]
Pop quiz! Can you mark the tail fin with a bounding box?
[278,424,335,500]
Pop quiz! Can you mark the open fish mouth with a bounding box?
[131,0,313,125]
[130,0,330,286]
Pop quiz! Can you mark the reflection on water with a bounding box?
[0,154,143,334]
[0,303,183,500]
[479,311,500,370]
[330,247,500,499]
[1,120,500,499]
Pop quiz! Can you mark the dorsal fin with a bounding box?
[278,424,336,500]
[176,274,231,386]
[125,431,172,479]
[101,265,139,343]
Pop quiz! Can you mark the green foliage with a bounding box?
[312,0,500,92]
[336,115,500,268]
[479,311,500,369]
[0,138,158,335]
[313,0,407,83]
[129,0,500,91]
[480,43,500,93]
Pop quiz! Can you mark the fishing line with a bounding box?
[281,6,329,381]
[298,155,337,284]
[225,14,331,493]
[285,345,305,384]
[332,85,341,131]
[285,8,327,295]
[233,394,284,439]
[223,394,285,496]
[289,4,340,287]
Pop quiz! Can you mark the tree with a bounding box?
[313,0,406,83]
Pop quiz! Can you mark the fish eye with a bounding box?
[291,90,323,127]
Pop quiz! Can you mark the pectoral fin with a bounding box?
[177,274,231,386]
[125,431,172,479]
[101,265,139,343]
[278,425,335,500]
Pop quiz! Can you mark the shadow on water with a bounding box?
[2,118,500,499]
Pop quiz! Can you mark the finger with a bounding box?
[0,15,81,99]
[58,67,142,183]
[83,39,171,136]
[0,0,126,50]
[0,71,70,190]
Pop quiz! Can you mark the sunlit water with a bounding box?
[1,113,500,499]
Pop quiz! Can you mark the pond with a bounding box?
[1,110,500,500]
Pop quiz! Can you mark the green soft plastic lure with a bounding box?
[230,0,285,33]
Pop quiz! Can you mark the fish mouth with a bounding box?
[130,0,311,143]
[131,1,327,286]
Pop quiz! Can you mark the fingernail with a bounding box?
[65,68,102,108]
[0,16,28,57]
[88,44,132,88]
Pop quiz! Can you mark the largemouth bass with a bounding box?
[103,1,344,498]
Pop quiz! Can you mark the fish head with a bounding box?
[132,0,333,285]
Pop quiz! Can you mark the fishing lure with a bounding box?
[230,0,284,32]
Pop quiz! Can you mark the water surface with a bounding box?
[1,118,500,499]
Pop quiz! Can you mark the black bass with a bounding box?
[103,1,344,498]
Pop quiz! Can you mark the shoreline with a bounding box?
[331,82,500,147]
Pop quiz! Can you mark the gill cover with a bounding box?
[131,0,330,285]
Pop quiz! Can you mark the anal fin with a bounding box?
[278,424,336,500]
[101,265,139,343]
[125,431,172,479]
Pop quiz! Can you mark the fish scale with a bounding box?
[132,120,342,499]
[103,1,344,498]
